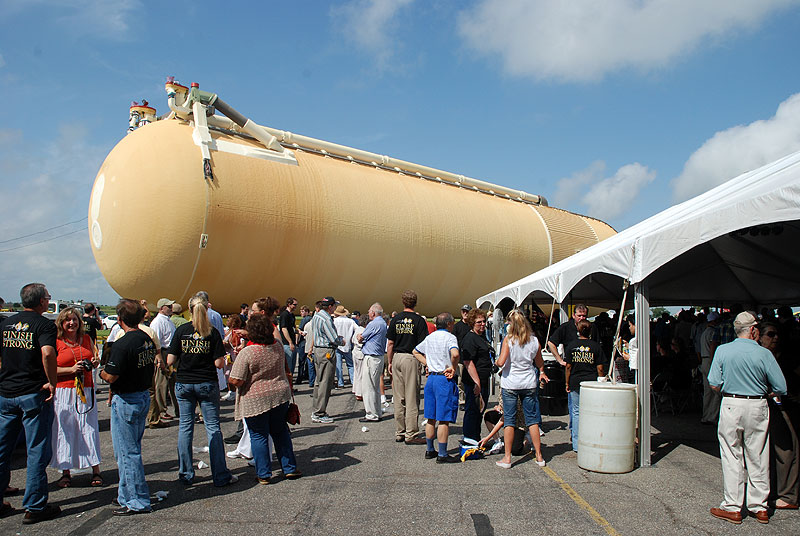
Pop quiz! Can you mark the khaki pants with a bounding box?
[718,397,770,511]
[362,354,384,419]
[312,347,335,416]
[393,352,420,440]
[147,367,168,425]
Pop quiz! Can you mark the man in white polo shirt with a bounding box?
[149,298,176,423]
[413,312,461,463]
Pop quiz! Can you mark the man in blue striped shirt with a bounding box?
[310,297,344,424]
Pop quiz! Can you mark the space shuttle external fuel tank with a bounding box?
[88,78,615,314]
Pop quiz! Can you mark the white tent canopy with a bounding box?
[477,149,800,469]
[478,150,800,310]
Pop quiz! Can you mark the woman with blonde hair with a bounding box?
[167,295,236,487]
[494,309,548,468]
[51,307,102,487]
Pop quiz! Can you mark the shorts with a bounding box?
[423,374,459,423]
[501,388,542,427]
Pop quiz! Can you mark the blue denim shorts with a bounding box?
[501,388,541,427]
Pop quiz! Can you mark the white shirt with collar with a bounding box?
[150,313,176,349]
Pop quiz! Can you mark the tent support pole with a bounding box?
[635,282,651,467]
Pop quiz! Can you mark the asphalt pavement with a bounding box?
[1,378,797,535]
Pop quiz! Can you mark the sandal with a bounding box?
[90,474,104,487]
[56,474,71,488]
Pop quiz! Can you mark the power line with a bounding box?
[0,228,86,253]
[0,217,88,245]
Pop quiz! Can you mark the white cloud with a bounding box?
[331,0,414,67]
[0,125,118,304]
[672,93,800,201]
[552,161,656,220]
[458,0,800,82]
[0,0,141,40]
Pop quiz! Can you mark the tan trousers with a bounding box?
[718,397,770,512]
[312,347,335,416]
[362,354,384,419]
[393,353,420,440]
[147,367,169,425]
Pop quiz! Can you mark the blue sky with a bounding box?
[2,0,800,306]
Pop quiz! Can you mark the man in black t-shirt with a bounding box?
[100,299,156,515]
[547,304,599,366]
[82,303,102,344]
[279,298,298,380]
[387,290,428,443]
[460,309,493,442]
[0,283,60,523]
[453,305,472,346]
[564,319,606,453]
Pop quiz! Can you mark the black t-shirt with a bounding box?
[0,311,57,397]
[453,320,471,346]
[168,322,226,384]
[104,329,157,394]
[460,331,493,384]
[387,311,427,353]
[549,319,600,349]
[279,310,296,345]
[83,314,102,342]
[564,338,604,392]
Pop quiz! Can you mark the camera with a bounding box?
[79,359,93,371]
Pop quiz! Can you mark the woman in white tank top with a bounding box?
[494,310,549,468]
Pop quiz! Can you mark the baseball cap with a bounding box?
[707,312,719,322]
[733,311,758,329]
[320,296,339,307]
[157,298,175,308]
[461,304,472,311]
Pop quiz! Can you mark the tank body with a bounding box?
[89,120,614,314]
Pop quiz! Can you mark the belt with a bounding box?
[722,393,766,399]
[429,371,445,375]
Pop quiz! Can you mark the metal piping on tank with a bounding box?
[163,76,548,206]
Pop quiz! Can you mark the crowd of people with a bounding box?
[0,283,797,527]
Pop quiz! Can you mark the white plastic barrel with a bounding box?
[577,381,637,473]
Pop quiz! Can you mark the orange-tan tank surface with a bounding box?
[89,119,614,315]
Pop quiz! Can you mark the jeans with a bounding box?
[245,402,297,479]
[307,351,316,387]
[110,390,151,511]
[0,390,53,512]
[297,341,308,380]
[462,380,489,442]
[568,390,580,452]
[283,344,297,379]
[335,349,353,387]
[175,382,232,486]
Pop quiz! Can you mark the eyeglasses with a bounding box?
[763,331,778,337]
[473,320,486,325]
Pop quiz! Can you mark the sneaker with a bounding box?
[219,474,238,487]
[311,414,334,424]
[382,401,390,409]
[112,507,151,516]
[424,450,437,459]
[248,459,256,467]
[436,455,461,464]
[22,504,61,524]
[226,451,247,459]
